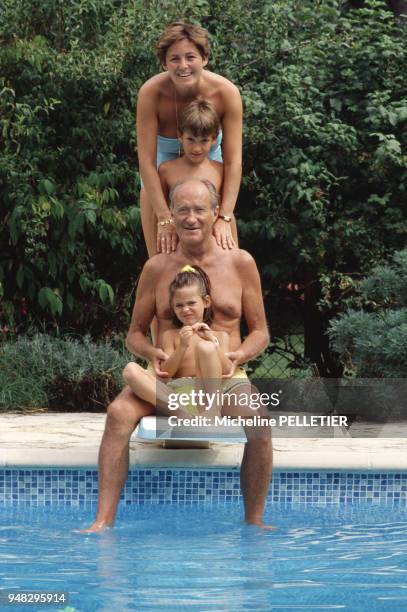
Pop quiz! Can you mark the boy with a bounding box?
[158,100,238,244]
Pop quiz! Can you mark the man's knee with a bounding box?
[106,397,138,433]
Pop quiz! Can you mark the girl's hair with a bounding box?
[156,21,210,66]
[178,100,220,138]
[169,265,212,327]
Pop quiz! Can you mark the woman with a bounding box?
[137,21,242,256]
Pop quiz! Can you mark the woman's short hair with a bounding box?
[178,100,220,138]
[156,21,210,65]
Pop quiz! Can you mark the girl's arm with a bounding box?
[161,328,192,378]
[215,331,234,375]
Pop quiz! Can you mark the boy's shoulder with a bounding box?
[158,158,182,175]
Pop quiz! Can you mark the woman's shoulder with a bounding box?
[203,70,241,97]
[139,72,172,97]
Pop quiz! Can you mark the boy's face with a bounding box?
[179,130,217,164]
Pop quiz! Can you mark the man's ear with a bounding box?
[202,55,209,68]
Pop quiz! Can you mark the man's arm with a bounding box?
[229,251,270,365]
[125,258,165,363]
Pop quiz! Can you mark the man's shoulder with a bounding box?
[229,248,256,268]
[141,253,168,276]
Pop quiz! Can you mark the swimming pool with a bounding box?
[1,469,406,611]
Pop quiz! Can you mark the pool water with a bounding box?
[1,503,406,611]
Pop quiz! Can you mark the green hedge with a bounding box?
[1,0,406,341]
[0,333,130,410]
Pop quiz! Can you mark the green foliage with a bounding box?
[328,249,407,377]
[0,0,406,339]
[0,333,131,410]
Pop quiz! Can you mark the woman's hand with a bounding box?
[179,326,194,348]
[213,218,235,250]
[157,220,178,254]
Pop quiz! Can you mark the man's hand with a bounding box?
[157,221,178,254]
[223,349,245,378]
[213,218,235,250]
[179,326,194,348]
[152,348,170,377]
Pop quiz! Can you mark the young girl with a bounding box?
[122,265,232,417]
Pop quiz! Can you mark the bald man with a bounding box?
[85,179,272,532]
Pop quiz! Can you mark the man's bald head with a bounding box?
[169,179,218,212]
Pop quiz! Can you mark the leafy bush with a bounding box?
[328,249,407,377]
[0,0,406,368]
[0,333,131,410]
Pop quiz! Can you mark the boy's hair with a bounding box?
[156,21,210,65]
[169,265,213,327]
[178,100,220,138]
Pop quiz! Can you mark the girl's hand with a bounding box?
[192,323,218,344]
[179,326,194,347]
[157,220,178,254]
[213,218,235,250]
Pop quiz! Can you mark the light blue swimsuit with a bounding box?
[140,130,223,187]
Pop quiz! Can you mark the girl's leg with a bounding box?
[122,363,186,417]
[194,340,223,416]
[140,188,157,257]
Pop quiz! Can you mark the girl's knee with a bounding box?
[195,339,218,358]
[122,362,141,385]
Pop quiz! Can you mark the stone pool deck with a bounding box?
[0,413,406,470]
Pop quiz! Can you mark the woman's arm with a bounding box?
[214,82,243,249]
[136,80,177,252]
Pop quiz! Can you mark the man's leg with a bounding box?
[83,386,154,532]
[222,385,273,526]
[240,421,273,526]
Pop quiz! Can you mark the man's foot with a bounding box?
[245,518,277,531]
[77,520,113,534]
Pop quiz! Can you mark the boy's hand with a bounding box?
[157,221,178,254]
[179,326,194,347]
[213,218,235,250]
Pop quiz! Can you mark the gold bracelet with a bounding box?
[218,214,232,223]
[158,218,173,226]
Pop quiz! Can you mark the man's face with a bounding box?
[171,183,218,244]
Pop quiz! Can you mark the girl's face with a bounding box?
[164,39,208,90]
[172,284,210,326]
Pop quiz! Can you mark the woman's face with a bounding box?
[164,39,208,90]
